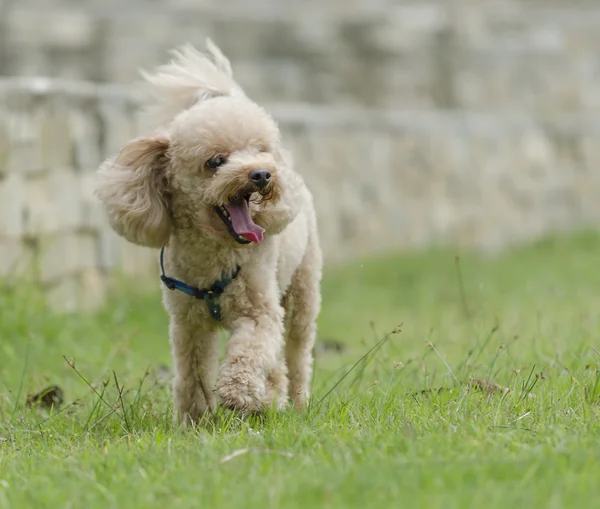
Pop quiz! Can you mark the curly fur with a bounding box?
[96,133,172,247]
[95,39,322,425]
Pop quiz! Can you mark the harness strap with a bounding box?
[159,246,240,321]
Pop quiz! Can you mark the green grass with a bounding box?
[2,231,600,508]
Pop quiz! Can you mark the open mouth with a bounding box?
[214,194,265,244]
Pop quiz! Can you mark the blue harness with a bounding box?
[159,247,241,321]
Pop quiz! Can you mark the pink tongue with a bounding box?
[225,199,265,243]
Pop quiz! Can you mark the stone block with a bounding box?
[0,114,9,175]
[0,239,29,278]
[0,174,25,237]
[98,102,137,156]
[46,269,107,314]
[38,232,98,284]
[96,228,122,271]
[121,242,159,277]
[6,110,40,173]
[34,96,73,170]
[8,8,95,48]
[79,172,107,231]
[79,268,107,312]
[48,171,84,230]
[24,171,83,236]
[23,174,59,236]
[5,93,73,175]
[46,276,79,314]
[70,108,102,170]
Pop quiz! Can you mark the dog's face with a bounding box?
[96,96,287,248]
[167,97,283,245]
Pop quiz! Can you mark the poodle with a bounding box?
[94,39,323,425]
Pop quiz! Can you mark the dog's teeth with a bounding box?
[238,235,245,241]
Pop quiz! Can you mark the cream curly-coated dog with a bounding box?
[95,40,322,425]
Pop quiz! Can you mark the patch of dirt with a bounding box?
[26,385,64,409]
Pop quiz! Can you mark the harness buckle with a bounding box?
[159,246,239,322]
[203,291,223,321]
[160,275,176,291]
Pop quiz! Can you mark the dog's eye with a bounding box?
[206,155,227,170]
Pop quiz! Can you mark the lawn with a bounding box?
[1,232,600,508]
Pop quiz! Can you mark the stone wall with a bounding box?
[2,0,600,110]
[2,0,600,311]
[2,77,600,311]
[0,78,147,312]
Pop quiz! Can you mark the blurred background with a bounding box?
[1,0,600,312]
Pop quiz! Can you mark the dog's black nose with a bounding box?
[249,169,271,190]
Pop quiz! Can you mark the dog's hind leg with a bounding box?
[284,233,322,409]
[264,358,289,411]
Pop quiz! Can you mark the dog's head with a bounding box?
[95,41,294,248]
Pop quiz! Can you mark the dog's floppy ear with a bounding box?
[95,133,171,248]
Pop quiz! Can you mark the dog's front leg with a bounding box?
[170,319,220,426]
[216,311,287,415]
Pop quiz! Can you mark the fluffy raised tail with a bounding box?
[138,38,246,128]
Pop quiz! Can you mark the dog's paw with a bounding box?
[216,380,265,415]
[215,367,268,416]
